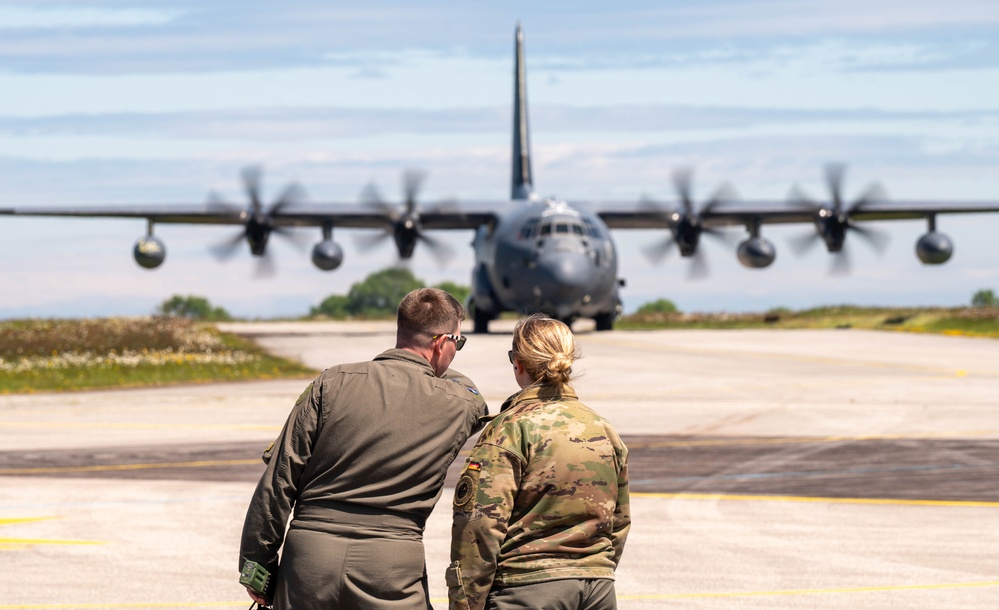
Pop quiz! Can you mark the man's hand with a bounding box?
[245,585,269,607]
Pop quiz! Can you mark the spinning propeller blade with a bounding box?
[208,166,306,272]
[787,164,891,271]
[354,169,455,266]
[642,168,737,278]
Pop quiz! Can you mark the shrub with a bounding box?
[636,298,679,314]
[971,289,998,308]
[158,295,231,321]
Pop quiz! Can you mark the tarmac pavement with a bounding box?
[1,321,997,609]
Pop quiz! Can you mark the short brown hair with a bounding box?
[396,288,465,347]
[511,314,580,387]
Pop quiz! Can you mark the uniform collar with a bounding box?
[500,383,577,412]
[373,348,435,373]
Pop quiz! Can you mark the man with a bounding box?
[240,288,488,609]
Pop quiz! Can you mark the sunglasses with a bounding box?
[508,350,516,364]
[434,333,466,351]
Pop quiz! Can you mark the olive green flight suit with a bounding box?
[240,348,488,609]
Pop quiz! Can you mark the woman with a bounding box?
[448,314,630,610]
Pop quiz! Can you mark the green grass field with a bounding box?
[0,317,317,394]
[617,305,999,338]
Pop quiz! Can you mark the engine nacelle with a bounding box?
[133,235,166,269]
[311,239,343,271]
[736,236,776,268]
[915,231,953,265]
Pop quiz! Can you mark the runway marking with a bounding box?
[615,580,999,601]
[0,421,280,432]
[650,461,999,485]
[0,517,53,526]
[0,517,104,551]
[0,459,260,476]
[458,430,999,458]
[0,537,104,550]
[4,582,999,609]
[0,598,249,610]
[633,492,999,507]
[427,581,999,605]
[626,431,999,449]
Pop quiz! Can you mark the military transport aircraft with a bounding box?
[3,25,999,333]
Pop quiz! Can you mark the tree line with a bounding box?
[156,270,999,321]
[158,268,470,321]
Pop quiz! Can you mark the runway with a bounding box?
[4,435,998,505]
[1,322,997,609]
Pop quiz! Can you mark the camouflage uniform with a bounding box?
[240,348,487,609]
[448,384,630,610]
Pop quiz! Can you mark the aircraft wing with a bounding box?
[0,205,248,225]
[839,200,999,221]
[589,200,803,229]
[590,200,999,229]
[410,201,500,230]
[0,203,498,230]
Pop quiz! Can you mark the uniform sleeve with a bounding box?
[442,368,490,433]
[448,442,521,610]
[238,379,323,574]
[611,448,631,566]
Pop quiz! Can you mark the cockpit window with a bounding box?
[531,215,594,244]
[534,218,590,240]
[518,217,541,239]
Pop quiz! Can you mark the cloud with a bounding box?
[0,6,186,30]
[5,105,994,140]
[1,2,997,74]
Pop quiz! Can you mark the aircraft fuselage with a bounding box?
[470,197,620,326]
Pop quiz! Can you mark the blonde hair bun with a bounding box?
[511,314,581,387]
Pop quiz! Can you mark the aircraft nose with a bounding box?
[537,252,591,297]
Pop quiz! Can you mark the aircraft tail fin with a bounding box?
[511,23,534,201]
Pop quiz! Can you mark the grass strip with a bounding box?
[616,306,999,338]
[0,318,316,394]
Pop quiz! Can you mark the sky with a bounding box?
[1,0,998,319]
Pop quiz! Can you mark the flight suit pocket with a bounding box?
[445,561,471,610]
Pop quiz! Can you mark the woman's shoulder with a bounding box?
[479,394,548,436]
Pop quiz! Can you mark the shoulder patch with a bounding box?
[294,382,314,405]
[454,474,477,510]
[449,378,480,396]
[453,462,482,512]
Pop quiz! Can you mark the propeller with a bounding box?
[641,168,737,279]
[787,163,890,274]
[208,166,308,277]
[354,169,455,265]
